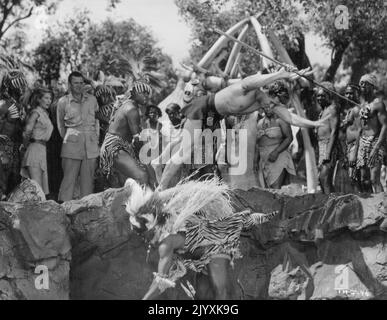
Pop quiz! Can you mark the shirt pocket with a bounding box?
[87,132,99,154]
[64,108,81,125]
[64,134,79,144]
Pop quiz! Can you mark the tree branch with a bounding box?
[1,6,34,39]
[0,0,15,38]
[323,40,350,82]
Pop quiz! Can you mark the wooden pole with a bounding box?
[224,24,249,75]
[198,18,250,69]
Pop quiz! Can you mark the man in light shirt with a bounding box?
[56,71,99,201]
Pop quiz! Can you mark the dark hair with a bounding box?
[268,80,288,97]
[68,71,84,84]
[166,103,181,114]
[28,87,53,113]
[145,104,162,118]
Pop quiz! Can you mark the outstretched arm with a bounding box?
[240,70,285,92]
[273,105,330,128]
[240,66,312,93]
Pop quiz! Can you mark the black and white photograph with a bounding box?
[0,0,386,304]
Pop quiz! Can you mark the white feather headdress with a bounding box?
[124,178,154,217]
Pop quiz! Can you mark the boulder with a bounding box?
[0,200,71,300]
[1,185,386,300]
[67,186,387,300]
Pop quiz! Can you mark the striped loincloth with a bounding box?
[356,135,384,168]
[174,210,277,275]
[100,132,145,177]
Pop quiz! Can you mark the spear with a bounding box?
[213,28,361,107]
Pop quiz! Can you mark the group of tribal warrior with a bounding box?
[0,48,385,300]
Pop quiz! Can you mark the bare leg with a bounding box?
[158,119,202,190]
[359,168,372,193]
[319,164,334,194]
[195,273,212,300]
[208,257,230,300]
[370,166,383,193]
[114,150,148,186]
[348,167,361,193]
[28,166,44,192]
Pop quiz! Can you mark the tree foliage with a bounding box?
[32,11,176,103]
[175,0,386,83]
[0,0,59,41]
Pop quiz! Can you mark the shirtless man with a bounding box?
[157,65,326,191]
[315,83,339,194]
[341,84,361,191]
[100,83,153,187]
[353,74,387,193]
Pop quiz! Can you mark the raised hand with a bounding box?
[277,64,298,78]
[288,67,313,81]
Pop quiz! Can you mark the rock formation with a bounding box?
[1,186,386,300]
[0,200,70,299]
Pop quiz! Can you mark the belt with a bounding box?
[30,138,47,146]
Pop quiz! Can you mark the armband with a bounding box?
[7,104,20,119]
[153,272,176,293]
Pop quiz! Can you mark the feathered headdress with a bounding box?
[108,51,166,97]
[0,54,30,101]
[124,175,234,241]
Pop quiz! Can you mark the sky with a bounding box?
[25,0,331,67]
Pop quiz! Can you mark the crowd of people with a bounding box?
[0,54,386,202]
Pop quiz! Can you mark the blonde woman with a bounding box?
[20,87,53,195]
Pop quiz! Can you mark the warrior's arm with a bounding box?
[375,101,387,149]
[272,118,293,155]
[343,108,355,127]
[273,106,330,128]
[126,107,142,137]
[158,119,202,191]
[240,70,285,92]
[126,107,143,150]
[240,67,311,93]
